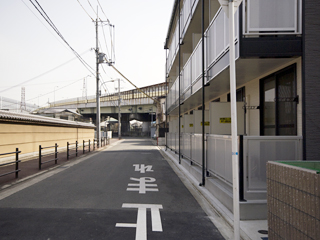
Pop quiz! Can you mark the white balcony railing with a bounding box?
[166,0,199,75]
[243,136,303,200]
[166,132,303,201]
[206,8,239,69]
[166,0,302,112]
[242,0,302,35]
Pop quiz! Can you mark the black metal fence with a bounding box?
[83,140,91,154]
[0,148,21,178]
[0,137,110,180]
[67,141,78,160]
[39,144,58,170]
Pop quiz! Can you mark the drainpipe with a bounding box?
[228,1,240,239]
[178,0,181,164]
[165,49,168,151]
[200,0,206,187]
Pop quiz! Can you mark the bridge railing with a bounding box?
[48,83,168,108]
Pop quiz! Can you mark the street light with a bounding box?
[100,79,121,139]
[218,1,243,240]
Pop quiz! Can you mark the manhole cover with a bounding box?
[258,230,268,235]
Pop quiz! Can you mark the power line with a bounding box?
[100,24,111,61]
[76,0,94,21]
[28,0,95,76]
[2,77,86,109]
[20,0,70,52]
[96,0,110,24]
[0,50,91,94]
[96,0,115,63]
[87,0,97,18]
[103,57,159,103]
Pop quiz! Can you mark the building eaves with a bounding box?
[0,110,95,128]
[164,0,179,49]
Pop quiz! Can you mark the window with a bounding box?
[260,64,297,136]
[227,87,245,102]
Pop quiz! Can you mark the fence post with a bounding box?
[39,145,42,170]
[15,148,19,178]
[89,139,91,152]
[93,139,95,150]
[55,143,58,164]
[83,140,85,154]
[67,142,69,160]
[76,141,78,157]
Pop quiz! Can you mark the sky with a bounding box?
[0,0,174,108]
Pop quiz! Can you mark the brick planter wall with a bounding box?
[267,161,320,240]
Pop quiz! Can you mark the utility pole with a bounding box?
[95,17,101,148]
[118,79,121,139]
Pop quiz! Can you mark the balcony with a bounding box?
[165,0,302,115]
[166,132,303,219]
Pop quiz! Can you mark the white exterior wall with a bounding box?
[201,58,302,137]
[244,79,260,136]
[184,114,194,133]
[194,110,210,133]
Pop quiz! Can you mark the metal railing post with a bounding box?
[39,145,42,170]
[89,139,91,152]
[67,142,69,160]
[15,148,19,178]
[93,139,95,150]
[83,140,85,154]
[76,141,78,157]
[55,143,58,164]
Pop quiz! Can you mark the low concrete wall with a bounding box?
[0,123,94,163]
[267,161,320,240]
[157,137,166,146]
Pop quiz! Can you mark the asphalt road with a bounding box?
[0,138,225,240]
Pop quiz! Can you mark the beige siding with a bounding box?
[0,123,94,160]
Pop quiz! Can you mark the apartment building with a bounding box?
[164,0,319,219]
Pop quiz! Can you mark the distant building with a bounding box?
[32,108,82,121]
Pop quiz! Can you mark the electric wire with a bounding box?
[100,24,111,61]
[0,50,91,94]
[103,57,159,103]
[96,0,110,23]
[87,0,99,19]
[1,77,86,109]
[76,0,94,21]
[29,0,95,76]
[20,0,70,52]
[96,0,115,62]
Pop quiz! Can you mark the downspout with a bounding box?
[301,0,306,159]
[178,0,181,164]
[165,48,168,151]
[200,0,205,186]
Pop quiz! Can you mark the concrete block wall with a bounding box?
[267,161,320,240]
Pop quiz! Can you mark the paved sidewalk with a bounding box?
[0,138,119,189]
[158,145,269,240]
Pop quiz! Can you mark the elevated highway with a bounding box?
[37,82,168,134]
